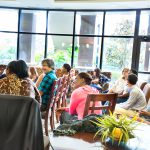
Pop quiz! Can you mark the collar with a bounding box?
[46,70,54,75]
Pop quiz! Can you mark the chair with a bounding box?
[83,93,118,118]
[42,80,59,134]
[36,66,43,76]
[140,82,147,91]
[55,75,69,123]
[143,83,150,103]
[0,94,49,150]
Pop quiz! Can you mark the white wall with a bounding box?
[0,0,150,9]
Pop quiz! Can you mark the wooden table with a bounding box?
[50,123,150,150]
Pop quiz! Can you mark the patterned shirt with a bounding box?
[0,74,41,102]
[38,70,57,105]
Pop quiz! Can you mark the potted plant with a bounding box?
[91,113,139,146]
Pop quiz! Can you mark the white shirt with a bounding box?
[118,85,147,111]
[111,78,127,94]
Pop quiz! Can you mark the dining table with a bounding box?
[50,123,150,150]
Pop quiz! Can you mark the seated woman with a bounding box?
[38,59,57,111]
[0,60,41,102]
[56,72,101,124]
[29,66,38,82]
[108,68,129,103]
[56,63,71,78]
[91,68,110,92]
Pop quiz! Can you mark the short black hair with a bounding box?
[7,60,29,79]
[78,72,92,85]
[130,68,138,75]
[42,58,55,70]
[63,63,71,72]
[127,73,138,85]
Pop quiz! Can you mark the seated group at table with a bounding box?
[0,59,149,126]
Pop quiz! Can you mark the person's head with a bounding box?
[41,58,54,74]
[73,72,92,89]
[94,68,101,77]
[122,68,129,79]
[61,63,71,74]
[127,73,138,87]
[130,68,138,75]
[6,60,29,79]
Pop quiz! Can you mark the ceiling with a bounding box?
[0,0,150,9]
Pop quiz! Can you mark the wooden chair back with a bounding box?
[140,82,147,91]
[143,83,150,103]
[43,79,58,134]
[36,67,43,76]
[83,93,118,118]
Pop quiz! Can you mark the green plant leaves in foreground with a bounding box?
[91,113,139,145]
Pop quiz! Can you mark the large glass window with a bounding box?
[139,11,150,35]
[0,9,18,32]
[102,38,133,80]
[76,12,104,35]
[139,41,150,72]
[0,32,17,64]
[47,35,72,68]
[105,11,136,36]
[20,10,46,33]
[19,34,45,64]
[48,11,74,34]
[74,36,101,69]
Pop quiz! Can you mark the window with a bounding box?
[139,41,150,72]
[138,73,150,82]
[48,11,74,34]
[20,10,46,33]
[102,38,133,81]
[19,34,45,64]
[76,12,104,35]
[47,35,72,68]
[105,11,136,36]
[139,11,150,35]
[74,36,101,69]
[0,9,18,32]
[0,32,17,64]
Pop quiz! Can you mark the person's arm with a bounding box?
[36,74,44,88]
[118,92,129,98]
[38,76,53,96]
[69,89,80,115]
[92,78,99,84]
[34,86,41,103]
[118,90,137,110]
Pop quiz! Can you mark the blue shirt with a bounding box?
[38,70,57,105]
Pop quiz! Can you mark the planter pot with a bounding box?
[105,137,127,148]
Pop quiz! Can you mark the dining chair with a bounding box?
[143,83,150,103]
[83,93,118,118]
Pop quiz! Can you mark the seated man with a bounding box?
[115,73,147,117]
[38,59,57,111]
